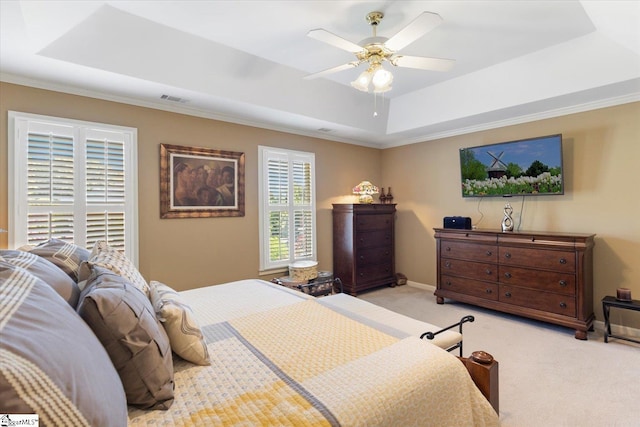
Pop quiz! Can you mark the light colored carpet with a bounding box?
[358,284,640,427]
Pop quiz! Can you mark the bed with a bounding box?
[127,280,498,426]
[0,240,499,427]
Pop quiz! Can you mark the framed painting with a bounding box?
[160,144,245,218]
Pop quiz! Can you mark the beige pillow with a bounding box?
[0,250,80,307]
[26,238,90,282]
[76,265,174,410]
[79,240,149,296]
[150,281,210,366]
[0,261,127,425]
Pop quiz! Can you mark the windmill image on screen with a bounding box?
[459,134,564,197]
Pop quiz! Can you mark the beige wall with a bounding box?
[0,82,381,289]
[381,102,640,326]
[2,82,639,327]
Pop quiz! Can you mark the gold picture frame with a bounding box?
[160,143,245,218]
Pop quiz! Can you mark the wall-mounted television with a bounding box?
[459,134,564,197]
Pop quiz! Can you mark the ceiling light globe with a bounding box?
[372,68,393,89]
[351,70,373,92]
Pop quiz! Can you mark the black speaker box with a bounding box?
[444,216,472,229]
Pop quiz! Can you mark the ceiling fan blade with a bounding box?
[385,12,444,52]
[391,55,455,72]
[303,62,359,80]
[307,29,363,53]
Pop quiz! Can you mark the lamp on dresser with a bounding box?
[352,181,379,204]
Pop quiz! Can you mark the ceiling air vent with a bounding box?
[317,128,333,133]
[160,94,189,103]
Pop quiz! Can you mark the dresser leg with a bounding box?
[574,330,588,340]
[436,296,444,304]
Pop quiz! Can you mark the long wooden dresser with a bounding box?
[434,228,595,339]
[333,204,396,296]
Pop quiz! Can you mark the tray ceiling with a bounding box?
[1,1,639,148]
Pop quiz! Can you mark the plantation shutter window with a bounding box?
[259,146,316,271]
[9,112,138,264]
[25,121,76,243]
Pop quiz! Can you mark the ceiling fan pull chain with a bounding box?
[373,92,379,117]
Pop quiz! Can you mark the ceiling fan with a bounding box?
[304,11,454,93]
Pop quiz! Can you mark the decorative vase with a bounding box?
[386,187,394,204]
[379,187,387,203]
[501,203,514,232]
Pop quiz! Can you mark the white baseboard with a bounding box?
[407,280,435,292]
[406,281,640,340]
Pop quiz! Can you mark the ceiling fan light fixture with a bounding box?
[372,67,393,92]
[305,10,454,94]
[351,69,373,92]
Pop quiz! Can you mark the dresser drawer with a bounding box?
[441,240,497,263]
[441,259,497,282]
[356,263,393,284]
[499,266,575,295]
[499,247,575,273]
[356,229,392,249]
[355,214,394,231]
[500,285,576,317]
[435,230,497,244]
[357,246,393,266]
[440,275,498,301]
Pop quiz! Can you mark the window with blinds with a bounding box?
[9,112,138,263]
[259,146,316,271]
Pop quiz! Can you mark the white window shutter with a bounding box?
[259,146,316,271]
[8,112,138,264]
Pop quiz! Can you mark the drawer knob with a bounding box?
[559,258,567,264]
[486,250,492,256]
[559,280,567,287]
[504,272,512,279]
[485,269,492,275]
[445,261,451,268]
[486,289,492,294]
[445,281,452,286]
[504,292,512,298]
[445,246,451,252]
[560,302,567,308]
[504,252,512,259]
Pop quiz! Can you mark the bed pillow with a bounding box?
[79,240,150,296]
[77,265,174,410]
[26,238,90,282]
[0,262,127,425]
[150,281,210,366]
[0,249,80,307]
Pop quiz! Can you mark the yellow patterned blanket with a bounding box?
[128,280,499,426]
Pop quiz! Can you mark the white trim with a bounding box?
[383,92,640,149]
[407,281,436,292]
[258,145,316,272]
[4,73,637,150]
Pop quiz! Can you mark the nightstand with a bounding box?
[602,296,640,344]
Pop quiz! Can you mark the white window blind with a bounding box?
[8,112,138,263]
[259,146,316,271]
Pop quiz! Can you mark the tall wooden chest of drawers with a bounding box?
[333,204,396,295]
[434,228,595,339]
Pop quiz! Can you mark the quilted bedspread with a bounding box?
[128,280,499,426]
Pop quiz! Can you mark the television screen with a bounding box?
[459,134,564,197]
